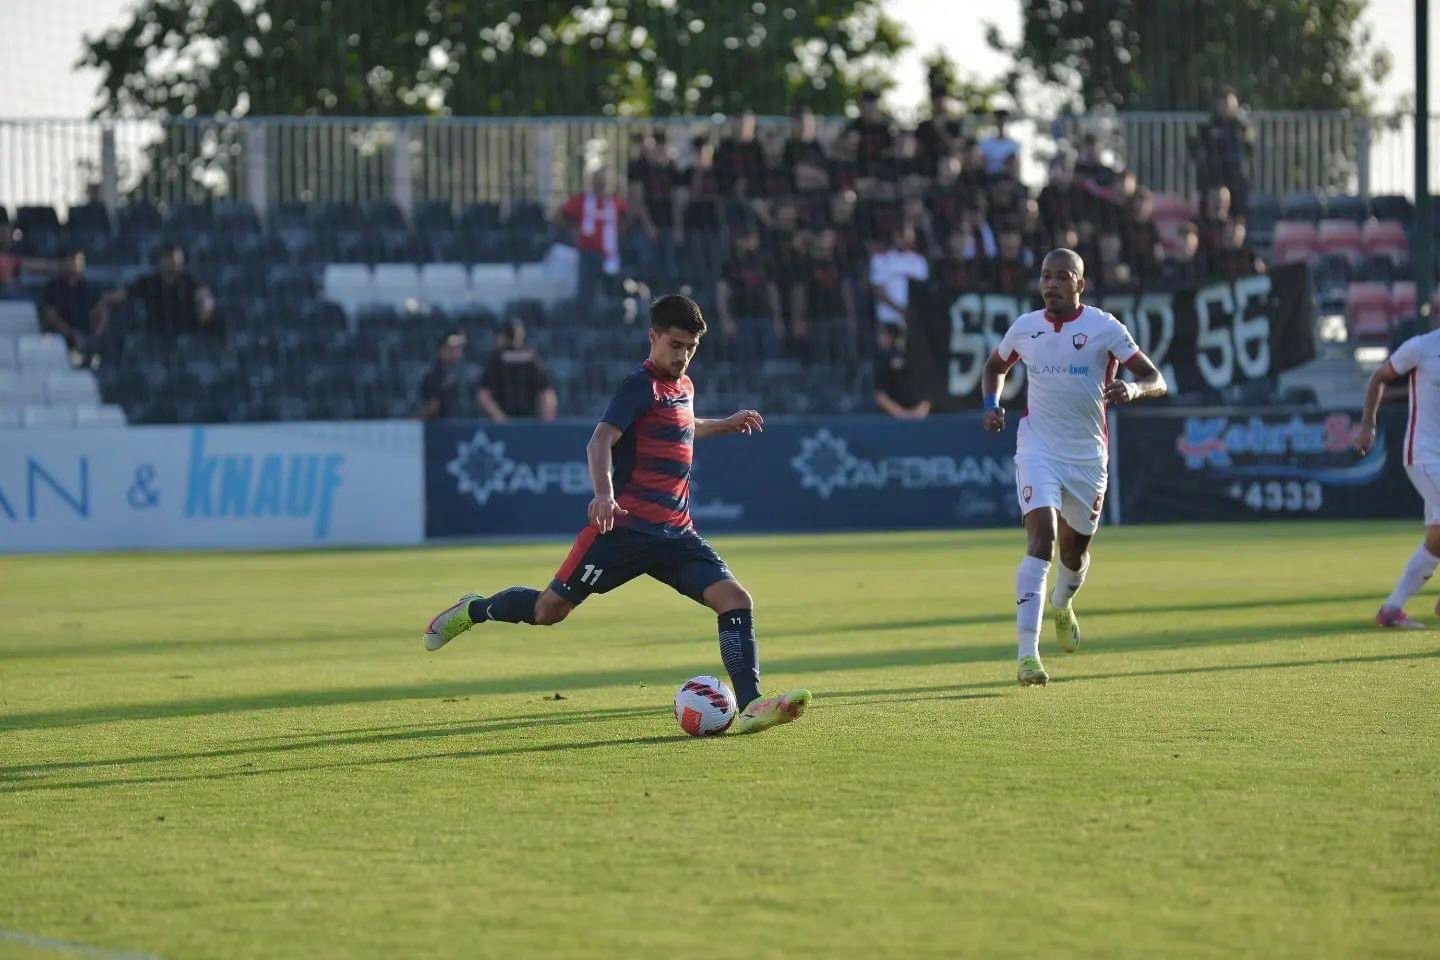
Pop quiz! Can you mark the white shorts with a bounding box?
[1405,463,1440,525]
[1015,457,1108,535]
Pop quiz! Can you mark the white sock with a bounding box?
[1051,554,1091,608]
[1383,544,1440,610]
[1016,555,1051,660]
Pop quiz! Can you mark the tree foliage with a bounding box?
[80,0,908,119]
[991,0,1391,112]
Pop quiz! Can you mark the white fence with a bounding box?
[1,111,1436,218]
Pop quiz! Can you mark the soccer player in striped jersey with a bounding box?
[422,294,810,734]
[1356,330,1440,628]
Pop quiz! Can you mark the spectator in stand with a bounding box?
[626,131,683,279]
[1191,85,1254,216]
[931,226,989,291]
[417,330,469,420]
[683,136,724,267]
[1197,185,1233,259]
[958,139,990,191]
[106,243,216,332]
[992,229,1031,295]
[1121,188,1164,281]
[1073,133,1119,187]
[1037,159,1076,244]
[873,324,930,420]
[795,227,859,364]
[1210,219,1266,279]
[1159,222,1208,287]
[915,86,962,178]
[39,248,108,365]
[844,91,896,182]
[980,109,1020,176]
[988,153,1028,225]
[714,110,767,198]
[1096,231,1136,291]
[561,168,629,322]
[1072,220,1101,281]
[0,227,60,292]
[784,105,833,200]
[869,226,929,331]
[717,227,784,358]
[477,318,557,423]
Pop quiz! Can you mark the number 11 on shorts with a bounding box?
[580,564,604,586]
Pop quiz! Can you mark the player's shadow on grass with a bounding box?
[0,603,1396,734]
[5,649,1433,796]
[0,731,702,796]
[0,704,669,780]
[12,591,1380,662]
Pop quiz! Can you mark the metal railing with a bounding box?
[1,111,1436,219]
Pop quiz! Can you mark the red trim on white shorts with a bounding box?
[1408,369,1418,466]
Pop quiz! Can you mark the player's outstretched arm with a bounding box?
[695,410,764,439]
[585,422,628,532]
[1356,361,1401,455]
[1105,353,1168,405]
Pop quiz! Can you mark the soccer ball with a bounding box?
[673,675,737,736]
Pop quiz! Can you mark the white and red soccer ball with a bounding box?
[673,675,737,736]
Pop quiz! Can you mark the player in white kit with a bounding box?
[1355,329,1440,627]
[982,249,1168,685]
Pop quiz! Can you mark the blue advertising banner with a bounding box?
[425,415,1021,538]
[1114,406,1417,523]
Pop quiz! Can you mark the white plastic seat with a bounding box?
[74,403,127,427]
[0,301,39,337]
[22,404,76,428]
[0,371,47,405]
[419,263,472,309]
[322,264,375,316]
[44,370,101,405]
[17,333,70,371]
[0,335,17,370]
[372,263,422,309]
[469,264,517,310]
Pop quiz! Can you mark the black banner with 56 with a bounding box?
[906,264,1318,410]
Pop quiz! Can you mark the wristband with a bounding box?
[983,394,1000,412]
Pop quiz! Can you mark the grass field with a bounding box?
[2,521,1438,959]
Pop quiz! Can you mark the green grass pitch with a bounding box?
[2,521,1437,959]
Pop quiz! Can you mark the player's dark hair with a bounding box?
[650,294,707,336]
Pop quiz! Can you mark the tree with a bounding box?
[991,0,1391,113]
[79,0,908,119]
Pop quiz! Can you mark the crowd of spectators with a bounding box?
[553,86,1266,369]
[551,84,1270,417]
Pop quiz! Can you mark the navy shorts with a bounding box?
[549,525,734,605]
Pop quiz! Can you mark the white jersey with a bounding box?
[1387,328,1440,466]
[995,304,1140,464]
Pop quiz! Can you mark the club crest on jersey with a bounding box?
[1072,332,1088,350]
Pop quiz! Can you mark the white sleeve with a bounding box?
[913,255,930,281]
[868,254,886,286]
[996,319,1023,364]
[1388,335,1422,375]
[1107,316,1141,364]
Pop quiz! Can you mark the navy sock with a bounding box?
[717,608,761,709]
[470,588,540,625]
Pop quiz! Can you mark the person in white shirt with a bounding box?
[981,249,1168,686]
[1355,331,1440,627]
[869,227,929,329]
[981,110,1020,176]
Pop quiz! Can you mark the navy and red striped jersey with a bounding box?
[600,359,696,537]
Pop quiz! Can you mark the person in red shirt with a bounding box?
[561,169,631,322]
